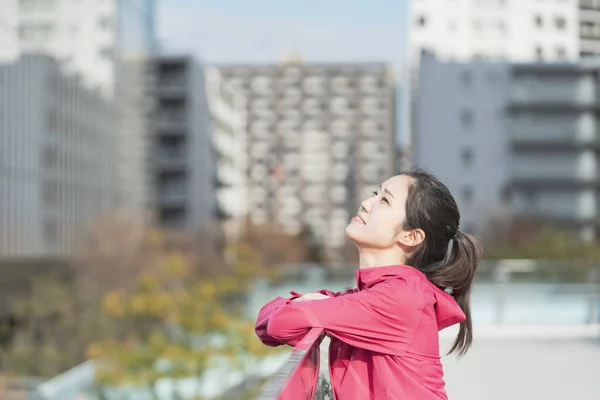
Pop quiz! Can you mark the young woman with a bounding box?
[255,169,482,399]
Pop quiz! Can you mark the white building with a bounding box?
[409,0,579,64]
[0,0,157,225]
[416,53,600,239]
[218,62,397,252]
[0,56,119,257]
[0,0,155,96]
[205,67,249,241]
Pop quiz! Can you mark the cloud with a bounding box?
[157,3,405,67]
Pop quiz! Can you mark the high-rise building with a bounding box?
[405,0,600,148]
[205,66,249,241]
[0,0,157,224]
[0,0,156,95]
[0,56,118,257]
[409,0,579,64]
[415,53,600,239]
[150,55,218,231]
[217,62,396,251]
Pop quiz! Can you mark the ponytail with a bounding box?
[400,168,483,356]
[425,231,482,356]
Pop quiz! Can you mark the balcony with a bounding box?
[155,115,187,135]
[510,137,600,151]
[158,190,187,207]
[156,154,187,172]
[507,177,600,190]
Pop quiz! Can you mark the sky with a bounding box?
[157,0,407,67]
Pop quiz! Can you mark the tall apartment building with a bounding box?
[151,56,217,231]
[0,56,118,257]
[217,62,396,251]
[205,67,249,241]
[0,0,156,95]
[409,0,579,65]
[416,53,600,239]
[0,0,157,224]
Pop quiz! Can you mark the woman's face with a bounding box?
[346,175,412,249]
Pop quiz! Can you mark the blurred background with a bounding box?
[0,0,599,399]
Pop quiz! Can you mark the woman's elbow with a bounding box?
[266,311,307,343]
[265,313,287,340]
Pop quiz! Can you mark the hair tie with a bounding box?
[454,227,461,238]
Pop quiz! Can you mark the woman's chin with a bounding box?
[345,223,361,242]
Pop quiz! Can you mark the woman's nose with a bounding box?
[360,199,371,213]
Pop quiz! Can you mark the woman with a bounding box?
[255,169,482,399]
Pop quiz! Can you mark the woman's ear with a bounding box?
[398,229,425,248]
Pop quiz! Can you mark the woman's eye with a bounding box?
[381,197,389,204]
[372,191,378,196]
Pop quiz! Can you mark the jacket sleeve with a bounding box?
[255,288,357,347]
[317,287,359,297]
[265,278,422,355]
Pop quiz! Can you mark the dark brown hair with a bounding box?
[401,168,482,356]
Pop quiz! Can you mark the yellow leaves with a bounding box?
[137,273,159,292]
[145,228,165,248]
[197,282,216,300]
[102,290,126,317]
[87,343,104,359]
[158,251,189,278]
[93,239,277,390]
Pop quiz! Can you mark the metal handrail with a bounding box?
[255,328,325,400]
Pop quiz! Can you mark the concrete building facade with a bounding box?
[416,53,600,239]
[218,62,397,251]
[151,56,217,231]
[0,56,118,257]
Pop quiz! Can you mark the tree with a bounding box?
[88,242,278,399]
[0,275,100,377]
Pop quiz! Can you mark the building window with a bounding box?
[19,0,56,12]
[461,148,474,167]
[416,15,427,27]
[537,46,545,59]
[555,16,566,30]
[43,218,58,245]
[19,23,54,41]
[99,16,112,30]
[461,70,473,88]
[460,109,473,129]
[556,46,566,60]
[100,46,114,60]
[461,186,474,205]
[534,15,543,28]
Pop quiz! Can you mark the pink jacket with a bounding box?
[255,265,465,400]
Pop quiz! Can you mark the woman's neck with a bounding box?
[358,248,406,269]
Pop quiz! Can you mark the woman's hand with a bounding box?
[293,293,330,302]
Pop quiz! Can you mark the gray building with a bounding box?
[0,55,118,257]
[416,52,600,239]
[151,55,217,231]
[217,61,397,252]
[580,0,600,58]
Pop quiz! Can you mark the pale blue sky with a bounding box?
[157,0,407,66]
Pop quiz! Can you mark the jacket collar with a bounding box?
[355,265,421,290]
